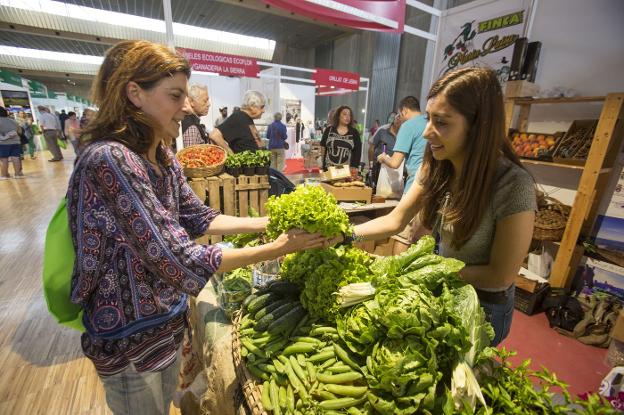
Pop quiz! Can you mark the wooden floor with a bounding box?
[0,149,181,415]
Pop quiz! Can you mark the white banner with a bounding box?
[434,0,533,85]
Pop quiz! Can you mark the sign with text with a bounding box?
[178,48,259,78]
[434,0,532,85]
[313,69,360,92]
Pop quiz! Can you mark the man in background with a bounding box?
[38,105,63,162]
[267,112,288,171]
[377,96,426,194]
[182,84,210,148]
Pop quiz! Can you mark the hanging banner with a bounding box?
[434,0,533,84]
[177,48,259,78]
[312,69,360,91]
[262,0,406,32]
[0,69,23,87]
[28,80,48,98]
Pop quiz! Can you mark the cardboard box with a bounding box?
[353,240,375,254]
[320,165,351,181]
[321,182,373,203]
[611,310,624,343]
[391,235,411,255]
[373,239,394,256]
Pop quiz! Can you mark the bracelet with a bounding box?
[340,231,364,246]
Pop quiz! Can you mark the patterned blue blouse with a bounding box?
[67,141,222,375]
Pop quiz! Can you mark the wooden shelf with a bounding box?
[507,96,605,104]
[520,159,585,170]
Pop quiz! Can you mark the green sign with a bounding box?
[47,90,58,99]
[0,69,23,87]
[28,80,47,98]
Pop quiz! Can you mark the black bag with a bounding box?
[283,140,289,150]
[19,131,28,145]
[544,293,584,332]
[268,167,295,197]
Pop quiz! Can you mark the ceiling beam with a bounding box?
[0,22,118,46]
[216,0,355,33]
[4,67,94,81]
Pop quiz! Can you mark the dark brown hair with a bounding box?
[419,67,525,248]
[332,105,355,129]
[81,40,191,163]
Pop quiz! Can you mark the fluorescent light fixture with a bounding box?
[192,71,220,77]
[0,0,276,51]
[0,45,103,65]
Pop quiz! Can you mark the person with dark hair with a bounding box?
[320,105,362,175]
[377,96,426,193]
[214,106,228,127]
[0,106,24,179]
[339,68,537,346]
[370,119,380,137]
[367,113,404,188]
[267,112,288,171]
[70,40,328,414]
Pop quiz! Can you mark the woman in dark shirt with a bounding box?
[320,105,362,175]
[69,40,326,415]
[209,90,266,153]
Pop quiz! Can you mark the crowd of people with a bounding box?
[0,104,96,179]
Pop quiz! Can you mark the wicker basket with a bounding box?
[176,144,226,178]
[533,194,571,241]
[232,311,268,415]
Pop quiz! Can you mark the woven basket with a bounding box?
[533,194,571,241]
[232,311,268,415]
[176,144,226,178]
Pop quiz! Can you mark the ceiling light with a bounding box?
[0,45,103,65]
[1,0,275,51]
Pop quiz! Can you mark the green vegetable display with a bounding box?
[237,236,616,414]
[265,185,351,239]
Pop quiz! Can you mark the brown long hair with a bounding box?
[81,40,191,162]
[419,67,524,248]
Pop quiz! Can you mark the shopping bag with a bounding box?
[376,162,404,198]
[57,137,67,150]
[42,198,84,331]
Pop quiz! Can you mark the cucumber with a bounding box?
[268,305,306,335]
[255,302,298,332]
[242,293,258,311]
[247,293,280,315]
[254,299,290,320]
[264,280,301,296]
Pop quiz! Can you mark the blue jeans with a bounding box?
[99,348,181,415]
[480,285,515,346]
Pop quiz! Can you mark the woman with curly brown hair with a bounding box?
[68,40,327,414]
[341,67,536,346]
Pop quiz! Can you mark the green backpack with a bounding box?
[42,198,85,331]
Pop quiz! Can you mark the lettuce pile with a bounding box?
[265,185,351,239]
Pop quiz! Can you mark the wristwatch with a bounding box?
[340,231,365,246]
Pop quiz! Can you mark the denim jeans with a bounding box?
[99,347,181,415]
[480,285,515,346]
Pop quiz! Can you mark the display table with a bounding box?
[339,199,399,213]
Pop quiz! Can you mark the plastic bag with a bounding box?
[376,161,404,198]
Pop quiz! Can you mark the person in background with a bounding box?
[214,107,228,128]
[267,112,288,171]
[340,67,536,346]
[71,40,329,415]
[0,106,24,179]
[80,108,96,130]
[294,116,305,144]
[38,105,63,162]
[181,84,210,148]
[209,90,266,153]
[320,105,361,175]
[64,111,81,154]
[370,119,380,138]
[368,112,404,188]
[16,110,36,160]
[377,96,427,194]
[59,109,69,137]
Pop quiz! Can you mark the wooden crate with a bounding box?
[188,173,270,245]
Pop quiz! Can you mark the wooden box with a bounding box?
[552,119,599,165]
[321,183,373,203]
[189,173,270,245]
